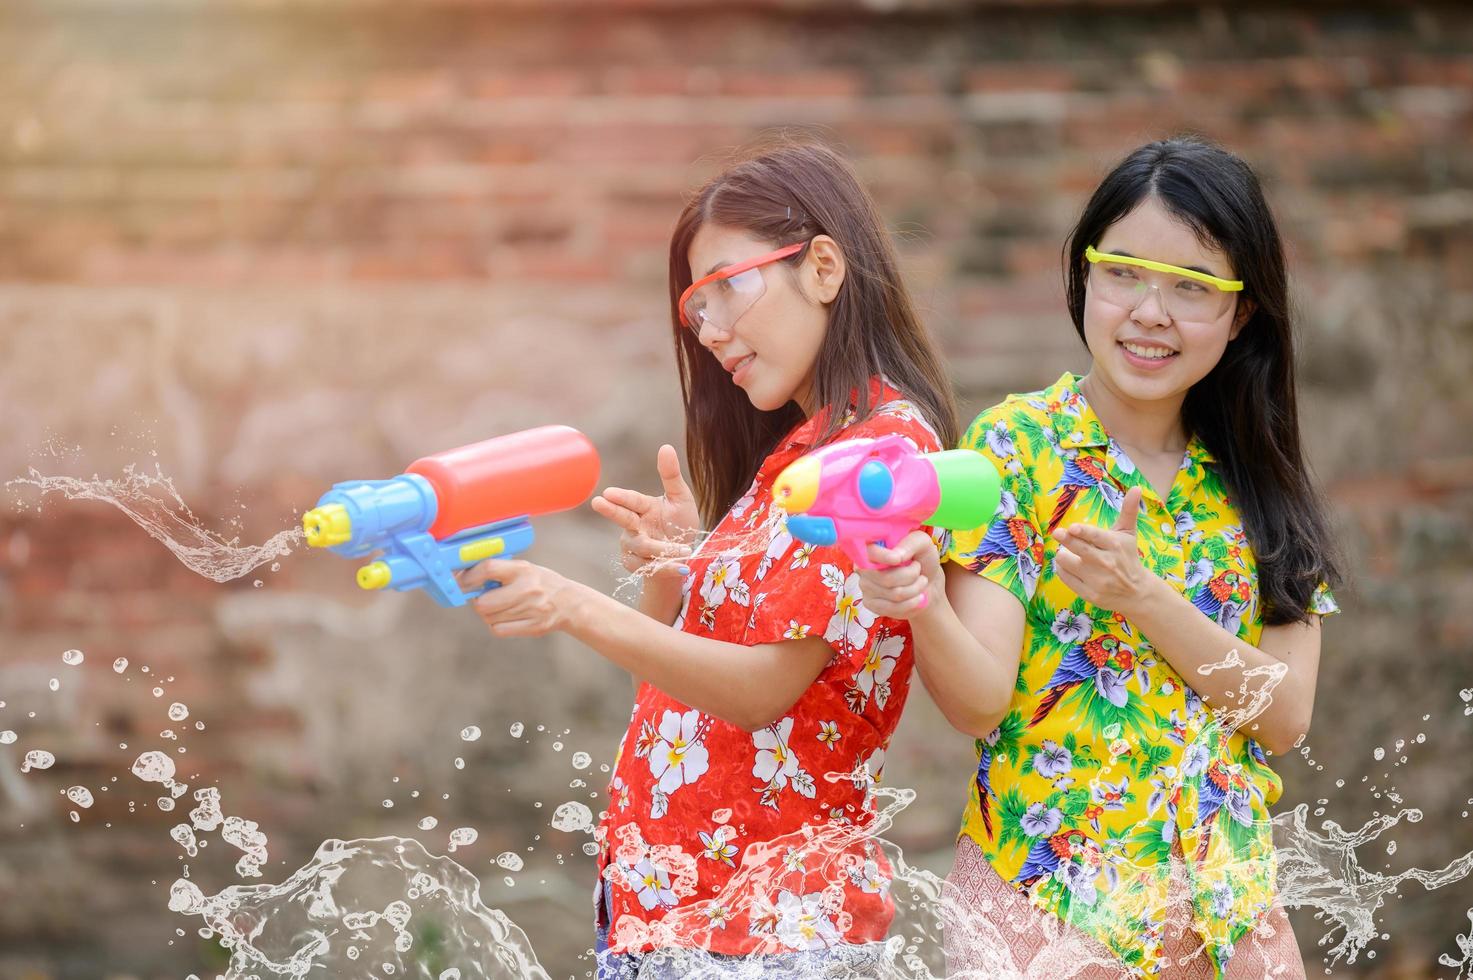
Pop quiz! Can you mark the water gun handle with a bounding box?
[356,516,536,608]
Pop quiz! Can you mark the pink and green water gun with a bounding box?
[774,434,1002,581]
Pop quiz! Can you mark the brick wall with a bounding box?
[1,2,1470,976]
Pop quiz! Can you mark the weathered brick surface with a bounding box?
[1,2,1470,977]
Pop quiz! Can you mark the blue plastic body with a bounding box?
[312,474,535,608]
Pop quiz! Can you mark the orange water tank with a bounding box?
[406,425,600,539]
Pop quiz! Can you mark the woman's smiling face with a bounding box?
[1083,195,1248,404]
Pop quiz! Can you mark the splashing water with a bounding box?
[7,463,300,581]
[14,461,1473,976]
[173,836,549,979]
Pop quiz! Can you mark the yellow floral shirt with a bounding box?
[946,372,1337,978]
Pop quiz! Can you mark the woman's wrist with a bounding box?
[1119,572,1174,624]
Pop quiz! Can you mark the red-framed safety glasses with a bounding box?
[678,241,809,334]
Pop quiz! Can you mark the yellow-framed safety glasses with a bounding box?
[1085,245,1244,322]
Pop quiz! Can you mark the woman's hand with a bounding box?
[590,444,701,581]
[456,559,587,638]
[1051,485,1155,614]
[856,530,946,620]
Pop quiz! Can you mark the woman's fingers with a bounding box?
[591,493,646,533]
[860,561,924,591]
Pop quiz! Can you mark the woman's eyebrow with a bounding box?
[1105,248,1218,277]
[704,260,730,276]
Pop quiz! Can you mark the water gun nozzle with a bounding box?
[356,560,391,591]
[303,503,353,548]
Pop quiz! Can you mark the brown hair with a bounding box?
[669,138,959,527]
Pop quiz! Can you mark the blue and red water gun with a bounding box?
[773,434,1002,571]
[302,425,600,607]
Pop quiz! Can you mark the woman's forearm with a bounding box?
[908,603,1018,739]
[1124,576,1315,755]
[562,582,827,733]
[635,574,685,626]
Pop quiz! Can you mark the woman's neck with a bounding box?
[1077,371,1189,456]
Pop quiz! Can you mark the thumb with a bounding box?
[656,444,692,500]
[1112,485,1143,535]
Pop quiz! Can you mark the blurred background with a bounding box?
[1,0,1471,977]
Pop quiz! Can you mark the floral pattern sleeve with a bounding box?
[1308,580,1340,617]
[943,404,1046,610]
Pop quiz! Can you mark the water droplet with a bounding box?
[418,816,438,830]
[152,687,164,698]
[61,649,84,666]
[113,658,128,673]
[509,722,524,738]
[496,850,523,871]
[552,741,564,752]
[571,751,592,770]
[460,726,481,741]
[253,580,263,589]
[168,703,189,722]
[131,751,176,783]
[48,678,59,692]
[453,757,465,770]
[582,841,599,856]
[0,731,16,745]
[270,562,280,572]
[21,749,55,773]
[1372,747,1385,761]
[447,827,477,852]
[66,786,94,808]
[382,799,393,808]
[551,801,594,833]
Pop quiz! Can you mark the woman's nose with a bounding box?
[1131,285,1173,326]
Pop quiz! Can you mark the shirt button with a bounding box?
[1160,522,1174,535]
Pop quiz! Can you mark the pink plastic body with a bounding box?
[406,425,600,539]
[805,435,941,571]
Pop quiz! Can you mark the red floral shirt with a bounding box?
[595,381,942,955]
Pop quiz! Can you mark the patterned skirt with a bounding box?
[941,837,1307,978]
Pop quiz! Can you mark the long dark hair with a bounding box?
[669,138,959,528]
[1063,136,1343,626]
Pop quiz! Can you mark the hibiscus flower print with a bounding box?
[1032,740,1072,779]
[985,419,1016,459]
[851,633,903,711]
[821,565,875,654]
[624,857,678,911]
[783,619,812,640]
[1051,609,1092,645]
[648,708,710,801]
[700,552,750,610]
[773,889,841,951]
[1020,802,1064,838]
[752,717,816,807]
[790,542,815,569]
[848,858,890,896]
[816,720,841,751]
[755,509,792,581]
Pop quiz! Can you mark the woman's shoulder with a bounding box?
[841,389,945,453]
[958,376,1071,455]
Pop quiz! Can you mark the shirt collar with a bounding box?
[1048,371,1216,467]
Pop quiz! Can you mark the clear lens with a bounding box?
[683,267,767,334]
[1089,260,1236,322]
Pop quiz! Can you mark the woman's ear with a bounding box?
[1229,296,1256,340]
[803,235,846,305]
